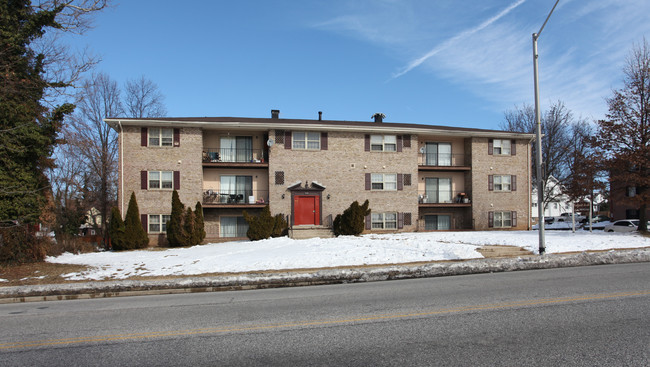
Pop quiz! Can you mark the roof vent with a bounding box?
[318,111,322,121]
[271,109,280,119]
[372,113,385,123]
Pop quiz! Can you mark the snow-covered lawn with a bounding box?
[46,231,649,281]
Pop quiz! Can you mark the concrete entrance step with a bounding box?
[289,225,335,240]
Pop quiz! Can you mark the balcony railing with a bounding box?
[418,191,471,204]
[203,148,269,163]
[418,153,467,167]
[203,189,269,205]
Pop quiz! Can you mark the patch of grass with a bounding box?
[0,262,91,287]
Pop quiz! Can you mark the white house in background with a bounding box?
[531,176,606,223]
[531,176,572,222]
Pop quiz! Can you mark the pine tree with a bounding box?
[166,190,185,247]
[333,200,371,236]
[123,192,149,249]
[0,2,74,224]
[182,207,197,246]
[243,205,274,240]
[194,202,206,245]
[108,207,126,251]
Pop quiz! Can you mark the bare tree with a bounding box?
[501,101,582,209]
[124,76,167,118]
[65,72,123,245]
[594,38,650,231]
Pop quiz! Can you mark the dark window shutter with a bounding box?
[365,215,371,230]
[488,175,494,191]
[141,171,148,190]
[398,213,404,229]
[141,214,148,233]
[488,211,494,228]
[284,131,292,149]
[173,171,180,190]
[511,211,517,227]
[397,135,403,152]
[404,213,412,226]
[488,139,494,155]
[276,130,285,144]
[403,135,411,148]
[404,174,412,186]
[141,128,147,146]
[511,175,517,191]
[173,128,180,147]
[397,174,403,191]
[321,132,328,150]
[511,140,516,155]
[365,173,371,190]
[364,134,370,151]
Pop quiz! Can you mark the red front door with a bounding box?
[294,195,320,225]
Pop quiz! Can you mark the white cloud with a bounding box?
[313,0,650,120]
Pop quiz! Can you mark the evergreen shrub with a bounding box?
[333,200,370,236]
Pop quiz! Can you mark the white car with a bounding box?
[603,219,642,233]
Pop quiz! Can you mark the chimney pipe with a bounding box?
[318,111,322,121]
[271,109,280,119]
[372,113,385,123]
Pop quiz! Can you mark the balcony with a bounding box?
[203,148,269,168]
[418,191,471,207]
[418,153,470,170]
[202,189,269,208]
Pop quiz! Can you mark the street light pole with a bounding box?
[533,0,559,255]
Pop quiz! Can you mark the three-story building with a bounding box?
[106,110,534,245]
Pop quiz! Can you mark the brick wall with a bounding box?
[268,130,418,232]
[470,137,531,230]
[119,126,203,246]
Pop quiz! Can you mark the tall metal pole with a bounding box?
[532,0,560,255]
[533,34,545,254]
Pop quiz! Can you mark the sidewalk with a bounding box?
[1,247,648,304]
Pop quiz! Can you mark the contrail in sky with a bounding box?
[392,0,527,79]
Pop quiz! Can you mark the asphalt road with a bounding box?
[1,263,648,366]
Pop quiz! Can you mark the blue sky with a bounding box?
[63,0,650,130]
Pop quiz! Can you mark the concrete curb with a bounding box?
[1,248,649,303]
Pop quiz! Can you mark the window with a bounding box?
[493,139,511,155]
[494,175,511,191]
[371,212,397,229]
[371,173,397,190]
[220,136,252,162]
[424,143,452,166]
[424,215,451,230]
[423,178,452,203]
[148,171,173,189]
[220,216,248,237]
[220,175,252,203]
[148,214,171,233]
[370,135,397,152]
[494,211,512,228]
[148,128,173,147]
[627,186,637,197]
[292,131,320,150]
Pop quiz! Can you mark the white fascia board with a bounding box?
[104,118,535,139]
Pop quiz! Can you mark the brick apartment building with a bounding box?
[105,111,535,245]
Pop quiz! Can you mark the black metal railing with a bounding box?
[202,189,269,205]
[202,148,269,163]
[418,153,467,167]
[418,190,471,204]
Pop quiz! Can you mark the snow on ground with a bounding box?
[46,231,649,281]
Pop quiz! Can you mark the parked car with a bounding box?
[603,219,641,233]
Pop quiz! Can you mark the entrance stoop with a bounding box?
[289,225,335,240]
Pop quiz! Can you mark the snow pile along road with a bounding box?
[46,231,649,281]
